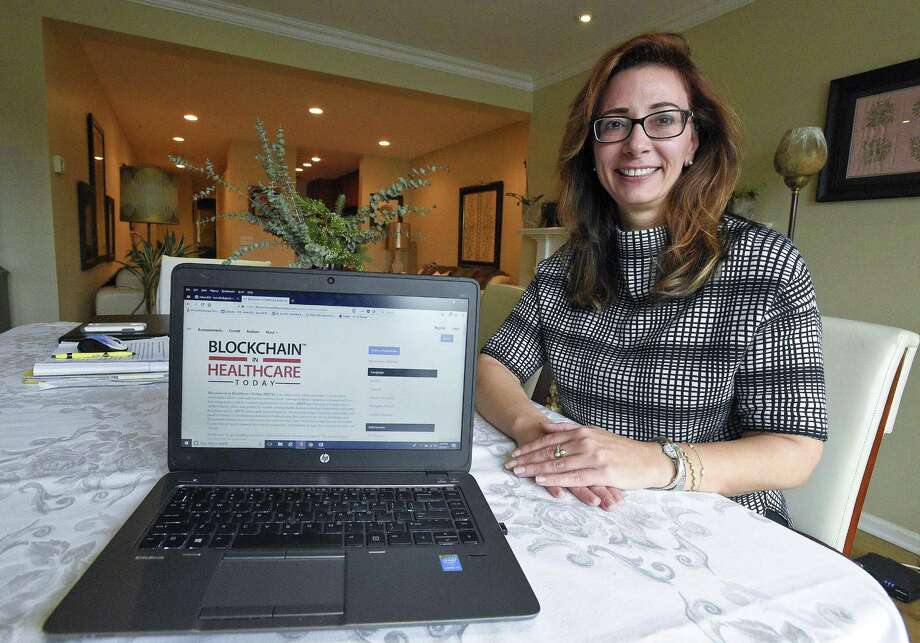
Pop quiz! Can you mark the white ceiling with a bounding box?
[78,29,526,179]
[62,0,750,178]
[136,0,751,87]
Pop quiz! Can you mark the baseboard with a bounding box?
[858,512,920,555]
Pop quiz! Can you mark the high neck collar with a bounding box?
[614,224,669,301]
[615,224,669,259]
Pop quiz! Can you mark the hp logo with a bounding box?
[319,453,330,464]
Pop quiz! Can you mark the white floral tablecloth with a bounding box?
[0,323,908,642]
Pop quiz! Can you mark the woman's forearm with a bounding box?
[683,433,824,496]
[475,354,547,446]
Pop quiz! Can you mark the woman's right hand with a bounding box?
[476,355,622,511]
[511,417,622,511]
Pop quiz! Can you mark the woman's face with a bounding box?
[592,63,698,229]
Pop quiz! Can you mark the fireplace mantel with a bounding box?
[520,227,568,274]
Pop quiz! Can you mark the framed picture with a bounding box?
[104,195,116,260]
[77,180,101,270]
[817,57,920,201]
[458,181,503,268]
[86,113,112,261]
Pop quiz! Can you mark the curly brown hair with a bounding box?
[558,32,741,308]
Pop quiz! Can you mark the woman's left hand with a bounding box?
[505,420,671,491]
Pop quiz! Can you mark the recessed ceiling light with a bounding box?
[175,163,186,169]
[183,114,198,121]
[311,156,321,162]
[303,162,313,167]
[902,119,912,124]
[308,107,324,115]
[378,140,390,147]
[295,167,303,172]
[93,155,104,161]
[579,13,592,23]
[172,136,185,142]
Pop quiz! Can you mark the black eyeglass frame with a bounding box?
[592,109,694,143]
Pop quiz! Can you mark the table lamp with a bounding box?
[773,127,828,241]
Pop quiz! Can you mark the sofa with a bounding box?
[417,263,511,289]
[95,268,145,315]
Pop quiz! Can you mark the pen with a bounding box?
[52,351,134,360]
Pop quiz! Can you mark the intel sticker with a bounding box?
[439,554,462,572]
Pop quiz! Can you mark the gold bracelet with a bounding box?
[680,444,696,491]
[686,443,703,491]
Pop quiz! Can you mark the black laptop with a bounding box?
[45,264,539,634]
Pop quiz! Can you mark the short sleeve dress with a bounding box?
[481,215,828,520]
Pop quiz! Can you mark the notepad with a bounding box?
[33,337,169,376]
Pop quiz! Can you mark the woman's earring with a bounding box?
[684,159,694,167]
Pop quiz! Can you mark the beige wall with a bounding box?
[410,121,530,284]
[2,7,60,324]
[528,0,920,533]
[218,139,297,267]
[43,20,135,321]
[2,0,531,327]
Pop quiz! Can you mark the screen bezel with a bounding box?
[167,264,479,473]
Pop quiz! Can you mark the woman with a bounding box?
[476,33,826,525]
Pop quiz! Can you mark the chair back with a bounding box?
[156,255,272,314]
[478,283,525,352]
[478,283,542,397]
[784,316,918,554]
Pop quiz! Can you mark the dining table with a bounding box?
[0,322,909,642]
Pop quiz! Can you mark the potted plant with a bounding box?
[171,120,441,270]
[729,184,763,218]
[120,230,197,314]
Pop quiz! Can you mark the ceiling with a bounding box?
[136,0,752,87]
[62,0,750,179]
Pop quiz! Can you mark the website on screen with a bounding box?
[179,286,468,450]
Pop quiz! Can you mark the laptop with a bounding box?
[45,264,539,635]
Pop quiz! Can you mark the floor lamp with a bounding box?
[119,165,180,242]
[773,127,828,241]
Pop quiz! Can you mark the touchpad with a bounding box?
[199,555,345,620]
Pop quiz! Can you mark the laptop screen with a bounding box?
[179,285,468,452]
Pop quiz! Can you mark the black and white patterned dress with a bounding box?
[481,214,828,519]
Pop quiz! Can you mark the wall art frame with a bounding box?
[457,181,503,268]
[817,57,920,202]
[84,113,113,267]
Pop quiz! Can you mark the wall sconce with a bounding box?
[773,127,828,241]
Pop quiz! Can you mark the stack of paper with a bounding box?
[26,337,169,389]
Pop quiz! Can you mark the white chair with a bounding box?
[784,316,918,554]
[156,255,272,314]
[478,283,541,397]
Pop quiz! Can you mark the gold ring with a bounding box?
[553,445,568,459]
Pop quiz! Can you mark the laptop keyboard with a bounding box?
[139,486,482,550]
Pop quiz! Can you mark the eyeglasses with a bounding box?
[592,109,693,143]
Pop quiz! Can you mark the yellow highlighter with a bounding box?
[52,351,134,360]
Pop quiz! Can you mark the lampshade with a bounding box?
[119,165,179,224]
[773,127,828,189]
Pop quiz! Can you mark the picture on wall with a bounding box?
[77,180,100,270]
[817,57,920,201]
[458,181,503,268]
[86,113,113,264]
